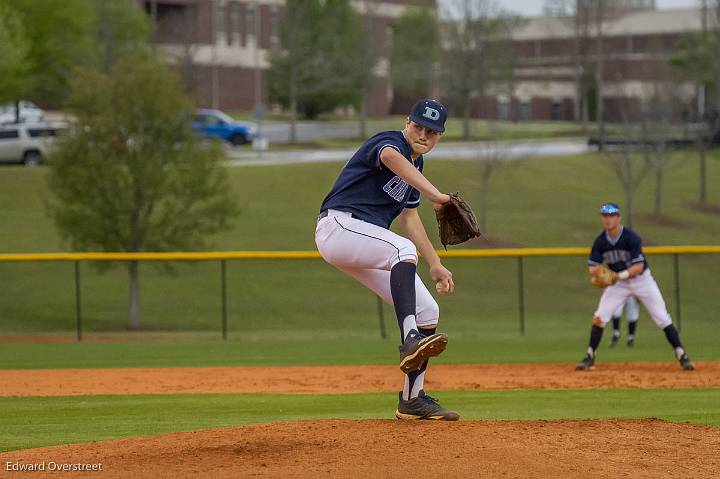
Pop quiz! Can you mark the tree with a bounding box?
[475,123,513,233]
[0,0,149,118]
[0,3,31,111]
[391,8,441,101]
[93,0,151,71]
[439,0,518,139]
[268,0,365,140]
[47,56,238,329]
[603,102,652,228]
[0,0,97,108]
[670,2,720,205]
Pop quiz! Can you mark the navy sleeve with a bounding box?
[629,233,645,264]
[406,189,420,208]
[588,237,604,266]
[405,156,423,208]
[368,133,405,168]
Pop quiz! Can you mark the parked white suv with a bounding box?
[0,123,63,166]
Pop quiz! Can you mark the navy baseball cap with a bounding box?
[599,203,621,215]
[409,99,447,133]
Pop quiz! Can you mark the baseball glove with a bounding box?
[435,193,483,248]
[591,264,618,288]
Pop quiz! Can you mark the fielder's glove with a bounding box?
[591,264,618,288]
[435,192,483,249]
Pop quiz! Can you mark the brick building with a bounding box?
[140,0,433,115]
[480,6,715,122]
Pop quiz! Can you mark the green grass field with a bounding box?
[0,151,719,335]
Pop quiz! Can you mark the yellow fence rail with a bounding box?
[1,245,720,262]
[2,246,719,341]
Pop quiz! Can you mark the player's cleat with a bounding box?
[395,390,460,421]
[609,331,620,348]
[399,332,448,373]
[679,353,695,370]
[575,354,595,371]
[627,335,635,347]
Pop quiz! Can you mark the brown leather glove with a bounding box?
[591,264,618,288]
[435,193,483,249]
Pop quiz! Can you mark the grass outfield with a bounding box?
[0,152,719,336]
[0,333,719,369]
[2,389,719,451]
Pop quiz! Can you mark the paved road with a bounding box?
[225,139,590,167]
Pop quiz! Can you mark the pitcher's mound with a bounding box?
[3,419,719,478]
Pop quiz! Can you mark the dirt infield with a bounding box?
[1,361,718,397]
[2,419,719,478]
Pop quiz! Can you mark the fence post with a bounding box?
[221,260,228,340]
[376,296,387,339]
[74,261,82,342]
[673,253,681,332]
[517,256,525,336]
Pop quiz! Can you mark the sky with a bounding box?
[497,0,699,16]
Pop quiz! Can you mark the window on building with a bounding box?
[246,4,256,39]
[519,99,531,121]
[215,1,224,38]
[551,99,563,121]
[229,2,240,45]
[497,97,510,121]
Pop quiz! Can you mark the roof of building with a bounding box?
[511,8,715,41]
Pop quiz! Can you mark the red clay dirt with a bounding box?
[2,419,719,478]
[0,361,718,397]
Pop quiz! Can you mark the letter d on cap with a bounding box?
[422,107,440,121]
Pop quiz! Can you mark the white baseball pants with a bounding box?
[315,209,440,327]
[595,270,672,329]
[612,296,639,322]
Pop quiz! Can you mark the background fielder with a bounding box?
[609,297,639,347]
[576,203,695,371]
[315,99,459,421]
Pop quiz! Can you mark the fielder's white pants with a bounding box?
[612,296,639,322]
[595,270,671,329]
[315,209,439,327]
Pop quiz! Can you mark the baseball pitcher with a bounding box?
[576,203,695,370]
[316,99,468,421]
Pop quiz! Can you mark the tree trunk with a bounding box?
[359,93,368,140]
[128,261,141,330]
[654,156,664,217]
[479,167,491,232]
[14,100,20,124]
[699,141,707,204]
[289,67,298,144]
[624,155,634,228]
[462,100,471,140]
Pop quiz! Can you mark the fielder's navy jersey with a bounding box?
[588,227,648,272]
[320,131,422,229]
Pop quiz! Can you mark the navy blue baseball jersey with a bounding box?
[588,227,648,272]
[320,131,422,229]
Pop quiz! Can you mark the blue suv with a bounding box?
[192,109,256,146]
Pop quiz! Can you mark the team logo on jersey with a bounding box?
[422,107,440,121]
[383,176,410,202]
[603,250,630,265]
